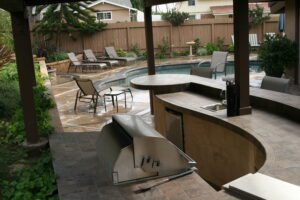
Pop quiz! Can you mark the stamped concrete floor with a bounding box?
[49,58,222,200]
[49,55,299,200]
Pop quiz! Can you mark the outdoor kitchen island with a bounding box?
[130,74,300,199]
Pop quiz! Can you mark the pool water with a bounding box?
[125,61,262,86]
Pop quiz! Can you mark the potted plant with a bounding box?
[258,35,298,78]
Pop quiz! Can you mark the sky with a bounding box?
[152,3,176,13]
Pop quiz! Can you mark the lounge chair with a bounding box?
[198,51,228,79]
[84,49,119,68]
[249,33,260,49]
[231,35,234,44]
[190,66,213,78]
[265,32,276,37]
[74,78,104,113]
[261,76,290,93]
[104,46,136,64]
[232,34,261,49]
[67,52,107,73]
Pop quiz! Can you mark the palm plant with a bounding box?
[33,2,107,51]
[0,45,11,69]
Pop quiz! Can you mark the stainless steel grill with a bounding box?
[96,115,196,185]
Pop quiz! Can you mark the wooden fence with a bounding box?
[39,17,279,55]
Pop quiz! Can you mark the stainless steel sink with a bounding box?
[201,103,227,112]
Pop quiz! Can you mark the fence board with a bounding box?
[35,17,279,55]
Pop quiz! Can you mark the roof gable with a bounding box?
[88,0,135,10]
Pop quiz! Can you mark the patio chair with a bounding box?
[67,52,107,73]
[249,33,260,49]
[198,51,228,79]
[84,49,119,68]
[261,76,290,93]
[104,46,137,64]
[74,78,104,113]
[190,66,213,79]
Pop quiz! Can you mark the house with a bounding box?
[87,0,138,23]
[175,0,271,19]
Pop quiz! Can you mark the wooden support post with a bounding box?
[144,6,155,75]
[296,0,299,84]
[233,0,251,115]
[11,11,40,144]
[144,6,155,114]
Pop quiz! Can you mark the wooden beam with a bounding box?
[11,11,40,144]
[233,0,252,115]
[0,0,24,12]
[24,0,81,6]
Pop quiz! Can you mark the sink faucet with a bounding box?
[220,89,227,106]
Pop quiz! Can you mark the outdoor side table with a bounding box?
[103,90,127,112]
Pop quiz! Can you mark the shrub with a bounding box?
[129,43,141,57]
[0,81,20,119]
[116,48,127,57]
[228,44,234,52]
[47,52,68,63]
[162,10,189,26]
[126,52,138,58]
[192,38,201,54]
[142,51,147,59]
[1,150,58,200]
[216,37,225,51]
[196,48,208,56]
[172,50,189,57]
[0,63,19,81]
[204,43,219,55]
[258,35,298,77]
[0,63,54,144]
[155,37,170,59]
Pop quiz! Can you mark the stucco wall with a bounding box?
[90,3,131,23]
[176,0,233,16]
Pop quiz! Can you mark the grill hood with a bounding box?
[96,115,196,185]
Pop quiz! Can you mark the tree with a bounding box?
[131,0,143,11]
[162,10,189,26]
[33,2,107,51]
[249,4,270,27]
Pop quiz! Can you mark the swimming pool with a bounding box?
[91,60,262,89]
[124,61,262,86]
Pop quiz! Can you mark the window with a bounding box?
[188,0,195,6]
[189,15,196,20]
[97,11,112,20]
